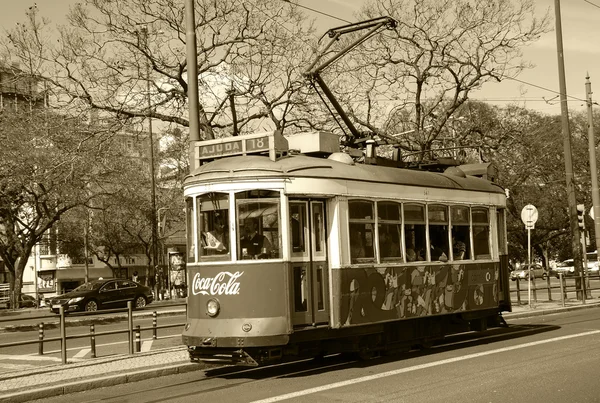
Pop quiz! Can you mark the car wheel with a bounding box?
[134,296,147,309]
[85,300,98,312]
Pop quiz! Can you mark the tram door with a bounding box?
[290,200,329,326]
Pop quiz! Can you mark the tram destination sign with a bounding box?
[194,130,288,167]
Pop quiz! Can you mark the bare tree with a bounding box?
[3,1,317,139]
[308,0,551,160]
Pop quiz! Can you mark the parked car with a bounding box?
[552,256,599,278]
[510,264,548,281]
[7,294,37,309]
[49,278,154,314]
[553,259,575,278]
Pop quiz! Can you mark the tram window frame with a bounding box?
[403,203,427,263]
[236,190,281,260]
[197,192,231,262]
[427,204,449,262]
[450,205,471,261]
[377,201,403,263]
[186,197,195,263]
[348,199,375,264]
[472,207,491,260]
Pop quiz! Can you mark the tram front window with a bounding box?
[237,191,281,260]
[197,193,230,260]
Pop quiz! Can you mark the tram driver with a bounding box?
[241,218,272,259]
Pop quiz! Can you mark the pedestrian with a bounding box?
[132,270,139,283]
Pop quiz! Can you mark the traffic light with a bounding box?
[577,204,586,229]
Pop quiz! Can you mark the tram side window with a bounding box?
[237,190,281,260]
[451,206,471,260]
[348,200,375,263]
[404,204,426,262]
[472,207,491,260]
[377,201,402,262]
[186,197,195,263]
[428,205,449,262]
[197,193,230,260]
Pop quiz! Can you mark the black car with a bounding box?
[6,294,37,309]
[49,279,154,314]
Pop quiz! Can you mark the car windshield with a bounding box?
[73,282,103,292]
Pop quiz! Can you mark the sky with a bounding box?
[1,0,598,116]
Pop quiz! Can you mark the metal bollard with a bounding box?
[38,322,44,355]
[90,324,96,358]
[152,311,157,340]
[60,306,67,364]
[128,301,134,355]
[515,278,521,305]
[135,325,141,353]
[559,273,566,307]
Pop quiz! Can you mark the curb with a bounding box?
[503,300,600,319]
[0,361,205,403]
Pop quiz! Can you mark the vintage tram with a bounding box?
[182,130,511,366]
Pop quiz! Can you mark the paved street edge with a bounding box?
[0,361,205,403]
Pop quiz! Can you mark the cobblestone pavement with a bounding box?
[1,297,599,403]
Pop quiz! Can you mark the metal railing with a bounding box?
[510,272,600,307]
[0,301,187,364]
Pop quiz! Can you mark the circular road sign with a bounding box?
[521,204,538,229]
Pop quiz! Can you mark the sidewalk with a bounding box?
[1,299,599,403]
[0,346,207,403]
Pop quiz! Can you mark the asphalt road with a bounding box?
[29,307,600,403]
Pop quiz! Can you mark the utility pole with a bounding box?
[84,209,90,284]
[585,75,598,297]
[185,0,201,171]
[555,0,584,299]
[586,75,600,254]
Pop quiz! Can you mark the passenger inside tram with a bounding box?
[241,218,272,259]
[429,230,449,262]
[379,228,401,260]
[202,215,228,254]
[350,233,366,262]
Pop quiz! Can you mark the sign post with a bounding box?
[520,204,538,308]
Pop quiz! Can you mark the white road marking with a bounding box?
[73,348,91,358]
[250,330,600,403]
[141,340,153,352]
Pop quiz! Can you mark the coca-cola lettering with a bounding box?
[192,271,244,296]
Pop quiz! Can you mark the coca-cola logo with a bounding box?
[192,271,244,296]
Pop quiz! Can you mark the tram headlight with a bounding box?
[206,298,220,317]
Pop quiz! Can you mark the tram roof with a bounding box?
[185,153,504,195]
